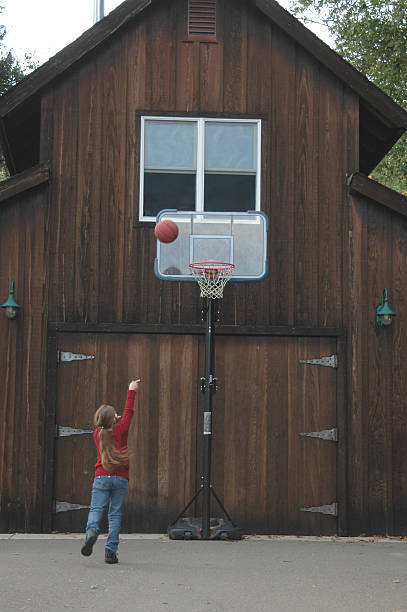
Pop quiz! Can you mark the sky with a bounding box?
[2,0,123,66]
[2,0,331,69]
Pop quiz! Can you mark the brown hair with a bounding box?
[94,404,129,473]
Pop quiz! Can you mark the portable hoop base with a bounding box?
[168,516,242,541]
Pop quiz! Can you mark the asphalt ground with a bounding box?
[0,534,407,612]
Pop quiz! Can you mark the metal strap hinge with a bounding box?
[299,428,338,442]
[58,351,95,363]
[299,354,338,368]
[55,501,90,513]
[300,503,338,517]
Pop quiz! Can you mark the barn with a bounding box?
[1,0,407,536]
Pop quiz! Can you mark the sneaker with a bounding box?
[105,548,119,564]
[81,528,98,557]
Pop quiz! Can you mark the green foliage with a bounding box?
[290,0,407,193]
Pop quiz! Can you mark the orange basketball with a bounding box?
[154,219,179,243]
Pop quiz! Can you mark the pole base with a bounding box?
[168,517,242,541]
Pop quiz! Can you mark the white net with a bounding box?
[189,262,234,299]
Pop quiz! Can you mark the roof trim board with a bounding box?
[349,172,407,219]
[0,163,50,205]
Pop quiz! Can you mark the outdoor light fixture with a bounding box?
[1,281,21,319]
[376,288,395,327]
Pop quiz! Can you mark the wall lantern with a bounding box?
[376,288,395,327]
[1,281,21,319]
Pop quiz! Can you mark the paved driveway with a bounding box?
[1,534,406,611]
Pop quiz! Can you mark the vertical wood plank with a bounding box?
[74,58,101,323]
[391,214,407,534]
[343,87,362,535]
[267,337,289,532]
[199,42,223,112]
[177,41,200,112]
[48,76,79,322]
[269,27,296,325]
[222,0,247,113]
[347,196,369,535]
[243,7,272,326]
[97,36,127,322]
[366,202,392,533]
[318,70,343,327]
[294,50,320,327]
[150,2,177,111]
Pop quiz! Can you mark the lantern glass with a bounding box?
[5,306,17,319]
[381,313,393,326]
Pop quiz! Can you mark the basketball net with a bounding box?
[189,262,234,299]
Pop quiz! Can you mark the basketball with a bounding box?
[154,219,179,243]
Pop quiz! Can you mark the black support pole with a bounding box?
[202,297,216,539]
[167,292,239,541]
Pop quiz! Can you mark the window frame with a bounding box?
[139,116,262,222]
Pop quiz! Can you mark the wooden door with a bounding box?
[52,332,199,533]
[206,335,339,535]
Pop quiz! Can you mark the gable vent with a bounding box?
[188,0,217,37]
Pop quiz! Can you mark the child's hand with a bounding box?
[129,379,141,391]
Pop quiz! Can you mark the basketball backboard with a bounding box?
[154,210,268,282]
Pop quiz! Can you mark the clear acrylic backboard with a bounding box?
[154,210,268,282]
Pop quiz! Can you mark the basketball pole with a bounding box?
[202,296,215,540]
[200,296,236,537]
[168,293,237,539]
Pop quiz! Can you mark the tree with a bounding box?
[289,0,407,194]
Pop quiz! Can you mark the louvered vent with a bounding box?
[188,0,217,37]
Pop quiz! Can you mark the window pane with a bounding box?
[144,173,196,217]
[145,120,195,169]
[206,123,255,170]
[204,174,256,212]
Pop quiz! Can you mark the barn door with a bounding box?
[207,335,339,535]
[52,332,199,533]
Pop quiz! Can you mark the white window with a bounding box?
[139,116,261,221]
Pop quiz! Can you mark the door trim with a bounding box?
[49,321,345,338]
[43,330,58,532]
[336,335,347,536]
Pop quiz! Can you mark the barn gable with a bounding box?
[0,0,406,176]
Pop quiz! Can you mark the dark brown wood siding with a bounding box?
[40,0,358,329]
[0,187,48,531]
[348,193,407,535]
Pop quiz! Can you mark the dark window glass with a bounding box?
[144,173,196,217]
[204,174,256,212]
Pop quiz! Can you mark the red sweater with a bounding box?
[93,389,136,479]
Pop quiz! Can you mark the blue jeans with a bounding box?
[85,476,128,552]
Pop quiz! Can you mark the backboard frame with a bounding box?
[154,209,268,283]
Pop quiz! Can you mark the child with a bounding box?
[81,379,140,564]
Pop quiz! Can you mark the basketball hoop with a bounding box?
[189,261,234,299]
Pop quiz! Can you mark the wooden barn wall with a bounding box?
[39,0,359,328]
[0,187,48,532]
[348,194,407,536]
